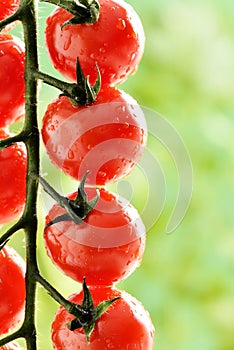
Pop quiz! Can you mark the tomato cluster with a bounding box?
[42,0,154,348]
[0,0,155,348]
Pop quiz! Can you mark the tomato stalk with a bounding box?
[40,0,100,27]
[32,58,101,106]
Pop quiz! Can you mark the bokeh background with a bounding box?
[1,0,234,348]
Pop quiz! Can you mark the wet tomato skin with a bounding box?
[0,34,25,128]
[41,86,147,186]
[52,287,155,350]
[0,130,27,224]
[0,341,23,350]
[0,246,26,335]
[44,187,146,286]
[0,0,20,22]
[45,0,145,86]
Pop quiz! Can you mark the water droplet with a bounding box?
[116,18,126,31]
[98,171,107,178]
[63,35,72,51]
[99,47,106,54]
[130,52,136,62]
[68,149,74,159]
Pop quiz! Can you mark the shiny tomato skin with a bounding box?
[0,341,23,350]
[44,187,146,286]
[0,246,26,335]
[0,0,20,21]
[52,287,155,350]
[0,130,27,224]
[41,87,147,186]
[0,34,25,128]
[45,0,145,86]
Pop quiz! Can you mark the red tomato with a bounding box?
[0,130,27,224]
[44,187,146,286]
[0,0,20,21]
[0,341,23,350]
[45,0,145,86]
[52,287,155,349]
[0,246,26,335]
[41,87,147,186]
[0,34,25,128]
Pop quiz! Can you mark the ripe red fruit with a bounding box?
[45,0,145,86]
[0,0,20,22]
[0,34,25,128]
[41,87,147,186]
[0,129,27,224]
[44,187,146,286]
[0,246,26,335]
[51,287,155,349]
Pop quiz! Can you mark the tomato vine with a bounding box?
[0,0,154,349]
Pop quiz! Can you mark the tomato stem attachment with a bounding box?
[40,0,100,27]
[38,171,99,230]
[32,58,101,106]
[67,278,120,341]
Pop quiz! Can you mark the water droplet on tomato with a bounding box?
[98,171,107,178]
[116,18,126,31]
[99,47,106,54]
[63,35,72,51]
[68,149,74,159]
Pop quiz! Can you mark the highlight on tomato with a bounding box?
[0,0,20,22]
[45,0,145,86]
[0,246,26,335]
[0,129,27,224]
[41,86,147,186]
[44,186,146,286]
[51,286,155,350]
[0,341,23,350]
[0,34,25,128]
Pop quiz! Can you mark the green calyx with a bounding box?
[39,171,99,230]
[62,58,101,106]
[67,278,120,341]
[41,0,100,27]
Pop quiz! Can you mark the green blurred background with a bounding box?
[1,0,234,348]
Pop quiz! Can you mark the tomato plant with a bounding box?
[44,186,146,285]
[51,286,155,350]
[41,86,147,186]
[0,130,26,224]
[0,0,20,22]
[0,1,155,349]
[45,0,145,86]
[0,34,25,128]
[0,246,26,335]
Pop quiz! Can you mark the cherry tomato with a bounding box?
[45,0,145,86]
[41,87,147,186]
[0,34,25,128]
[0,0,20,21]
[44,187,145,286]
[0,129,27,224]
[0,341,23,350]
[52,287,155,349]
[0,246,26,335]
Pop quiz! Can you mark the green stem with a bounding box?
[19,1,40,349]
[0,218,25,247]
[36,273,88,319]
[0,132,26,150]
